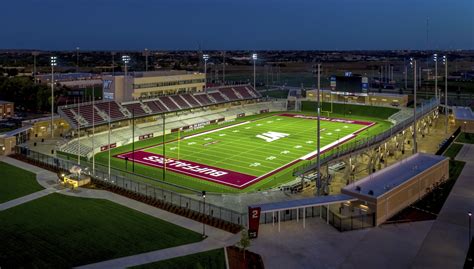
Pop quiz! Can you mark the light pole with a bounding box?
[443,55,448,134]
[202,191,206,238]
[122,55,131,98]
[76,47,80,73]
[203,54,209,92]
[469,212,472,245]
[111,52,116,75]
[252,53,258,89]
[32,51,39,84]
[50,56,57,138]
[313,64,322,196]
[433,54,438,101]
[122,55,130,76]
[144,48,149,72]
[410,58,417,153]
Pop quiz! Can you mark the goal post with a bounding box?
[320,91,334,117]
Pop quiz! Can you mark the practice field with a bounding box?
[0,193,202,268]
[115,114,374,190]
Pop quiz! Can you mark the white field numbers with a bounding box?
[256,131,290,142]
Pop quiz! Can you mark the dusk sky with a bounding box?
[2,0,473,50]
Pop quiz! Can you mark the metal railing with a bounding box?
[294,98,440,176]
[14,146,247,226]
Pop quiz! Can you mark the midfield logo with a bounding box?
[256,131,290,142]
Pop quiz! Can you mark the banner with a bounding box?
[248,206,261,239]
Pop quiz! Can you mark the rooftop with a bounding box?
[342,153,447,198]
[453,106,474,121]
[0,100,13,105]
[250,194,356,213]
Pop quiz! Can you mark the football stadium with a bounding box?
[50,81,396,194]
[5,65,452,241]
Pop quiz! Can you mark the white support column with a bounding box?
[296,208,299,222]
[303,208,306,229]
[278,211,281,232]
[327,206,329,224]
[320,206,322,219]
[272,211,275,226]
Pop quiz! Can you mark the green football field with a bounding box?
[115,113,375,191]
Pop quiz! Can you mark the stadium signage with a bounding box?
[237,113,246,118]
[248,206,261,238]
[143,156,228,177]
[139,133,153,141]
[115,151,258,189]
[100,143,117,152]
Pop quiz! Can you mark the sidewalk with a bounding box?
[76,237,232,269]
[412,144,474,268]
[0,188,57,211]
[1,156,238,268]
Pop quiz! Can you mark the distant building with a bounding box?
[0,100,14,118]
[102,71,205,102]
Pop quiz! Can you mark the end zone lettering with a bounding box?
[143,156,228,177]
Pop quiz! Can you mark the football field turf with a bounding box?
[116,114,374,189]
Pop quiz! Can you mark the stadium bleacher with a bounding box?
[194,93,214,105]
[123,102,148,117]
[94,101,126,120]
[58,84,261,128]
[218,87,240,101]
[159,96,180,111]
[209,92,227,102]
[59,100,285,157]
[170,95,191,109]
[181,94,200,107]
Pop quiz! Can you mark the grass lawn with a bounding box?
[130,248,225,269]
[455,133,474,144]
[0,161,43,203]
[443,143,464,159]
[0,193,203,268]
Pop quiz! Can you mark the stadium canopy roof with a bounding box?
[342,153,447,198]
[250,194,355,213]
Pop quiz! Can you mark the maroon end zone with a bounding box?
[116,151,259,189]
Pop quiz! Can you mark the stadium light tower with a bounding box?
[111,51,116,75]
[433,54,438,101]
[122,55,131,75]
[203,54,209,92]
[76,47,80,73]
[410,58,417,153]
[50,56,57,138]
[252,53,258,88]
[443,55,448,134]
[144,48,149,72]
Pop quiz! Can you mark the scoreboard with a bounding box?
[331,74,369,93]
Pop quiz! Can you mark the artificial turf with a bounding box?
[69,107,396,193]
[0,193,203,268]
[0,161,43,203]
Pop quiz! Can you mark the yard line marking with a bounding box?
[299,133,355,160]
[183,121,250,140]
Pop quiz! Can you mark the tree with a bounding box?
[236,229,251,261]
